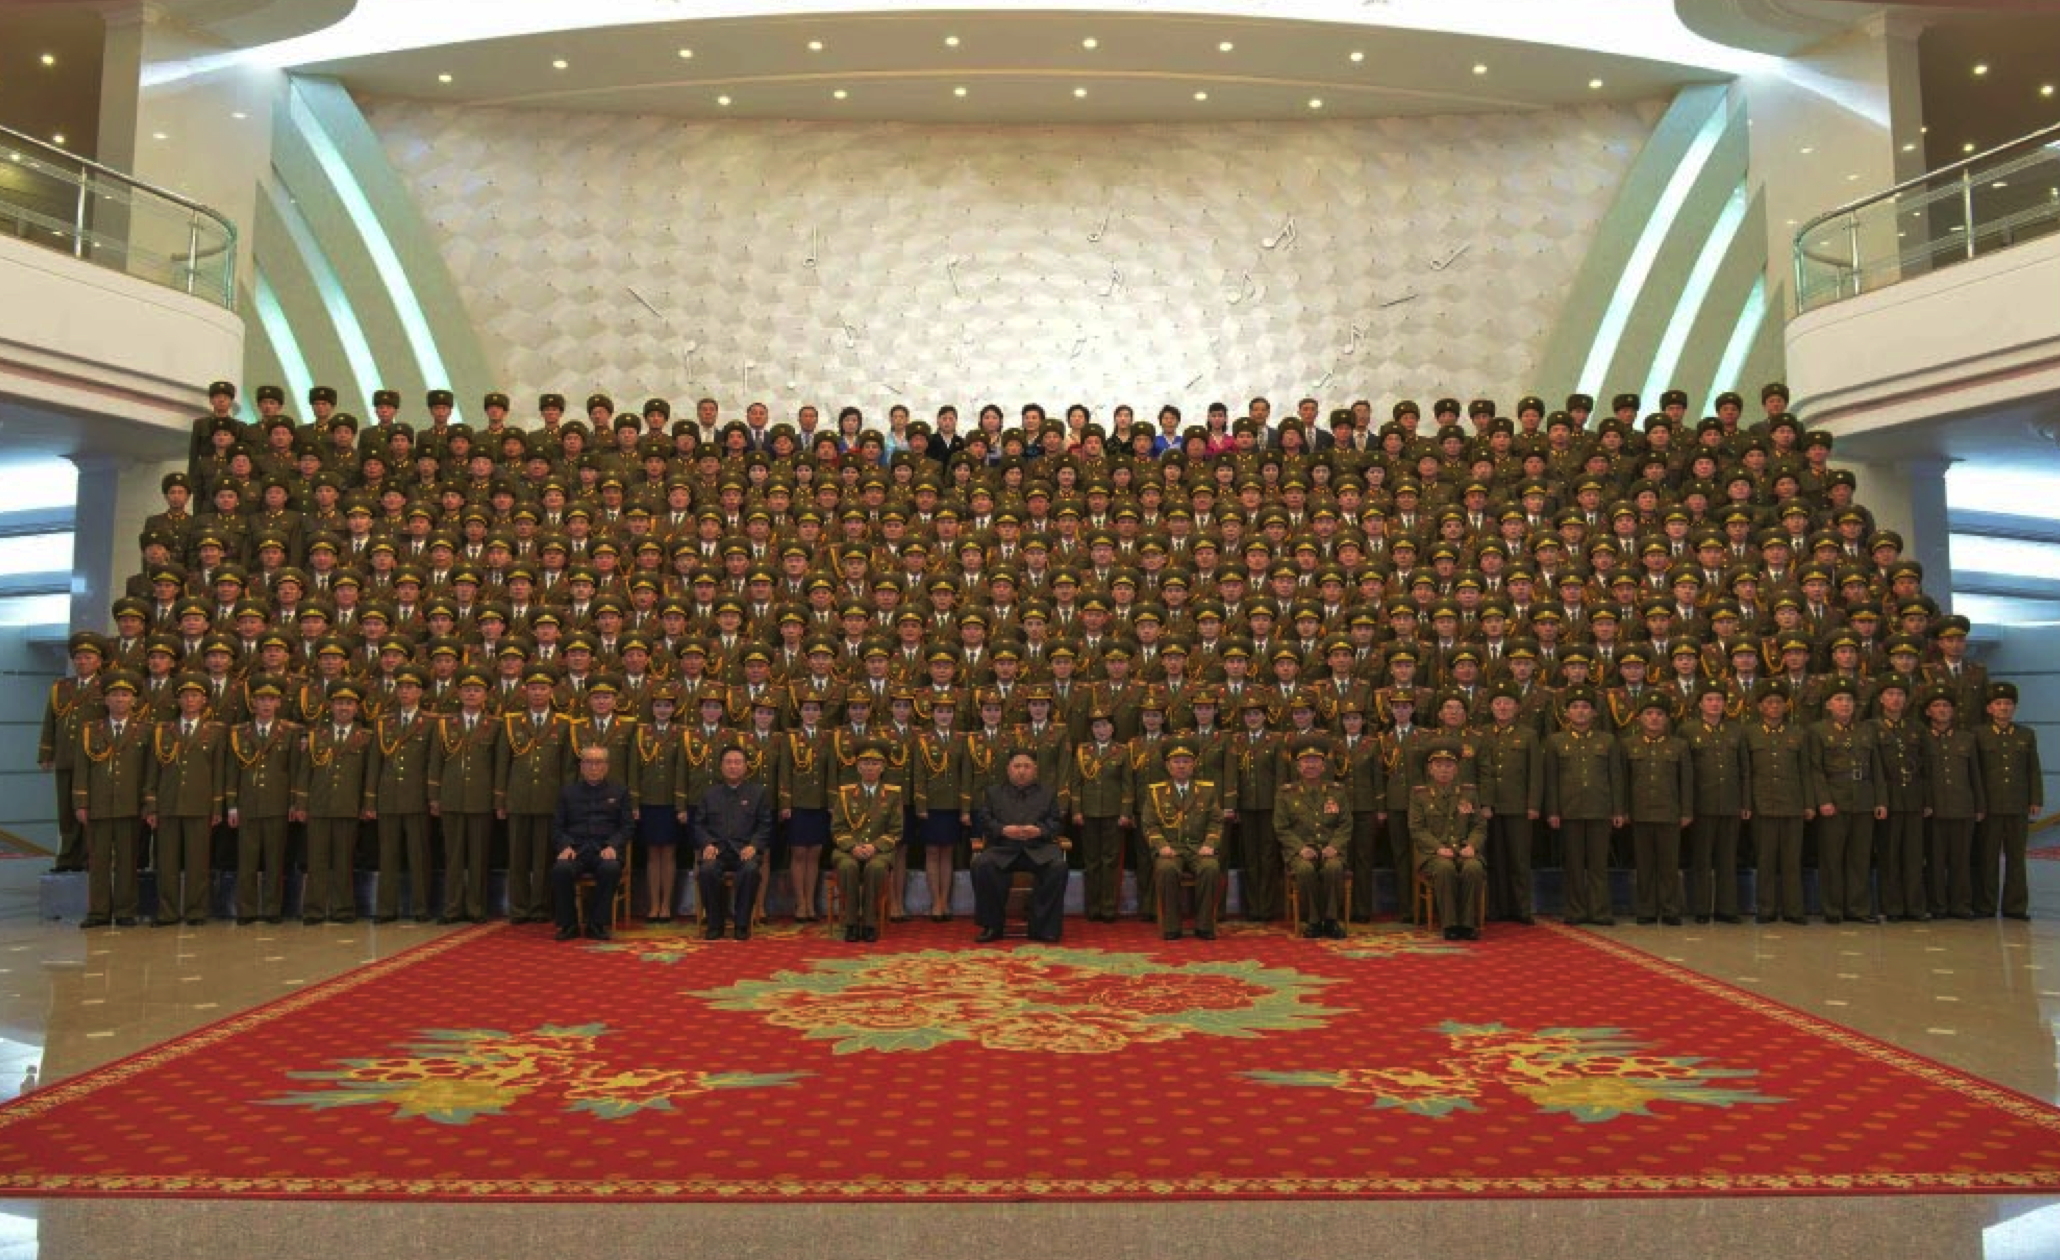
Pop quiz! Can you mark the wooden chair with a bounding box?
[1284,867,1354,935]
[1413,865,1485,931]
[821,864,892,934]
[694,865,770,928]
[970,836,1073,938]
[574,839,633,932]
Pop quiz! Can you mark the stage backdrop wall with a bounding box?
[351,96,1660,413]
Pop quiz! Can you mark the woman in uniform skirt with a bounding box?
[633,685,686,922]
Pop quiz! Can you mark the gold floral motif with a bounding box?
[261,1023,805,1124]
[1318,928,1469,959]
[693,947,1339,1055]
[1249,1021,1785,1121]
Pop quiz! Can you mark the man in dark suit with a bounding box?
[695,746,771,940]
[971,748,1067,943]
[552,745,631,940]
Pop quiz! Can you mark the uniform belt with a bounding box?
[1849,769,1868,781]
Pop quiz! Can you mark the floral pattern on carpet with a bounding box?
[261,1023,806,1124]
[1249,1020,1785,1122]
[692,946,1341,1055]
[1318,929,1470,959]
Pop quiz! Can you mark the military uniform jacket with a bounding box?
[832,781,903,853]
[1275,781,1352,858]
[1741,722,1811,817]
[144,718,228,818]
[1012,722,1071,788]
[497,708,574,814]
[1542,728,1628,820]
[1623,733,1694,824]
[734,726,785,798]
[912,729,969,818]
[373,710,436,814]
[959,727,1010,807]
[778,726,834,812]
[1869,716,1927,813]
[1409,783,1485,859]
[226,719,300,820]
[1143,779,1223,858]
[567,715,637,788]
[1232,730,1283,816]
[1924,726,1987,820]
[40,674,105,771]
[1807,720,1885,813]
[1064,739,1132,819]
[429,710,503,814]
[1682,718,1751,816]
[1975,723,2043,814]
[630,722,684,815]
[1376,726,1435,811]
[1335,733,1386,812]
[296,722,377,819]
[1475,722,1544,817]
[74,717,152,818]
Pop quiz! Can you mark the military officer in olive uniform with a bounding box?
[1145,741,1225,940]
[371,666,436,922]
[74,672,151,927]
[1974,682,2042,920]
[1230,695,1282,921]
[1623,695,1693,925]
[429,668,503,923]
[1742,684,1813,925]
[497,666,576,924]
[226,674,299,924]
[1921,687,1985,919]
[1411,746,1487,940]
[144,674,228,926]
[1064,708,1133,922]
[1276,736,1350,938]
[295,683,377,924]
[1475,684,1543,924]
[1807,679,1886,924]
[40,631,108,873]
[1868,674,1929,921]
[1682,682,1751,924]
[831,740,901,942]
[1543,686,1628,927]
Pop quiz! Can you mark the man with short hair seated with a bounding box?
[695,746,770,940]
[971,748,1067,943]
[552,745,629,941]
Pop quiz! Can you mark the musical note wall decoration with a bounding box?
[944,257,963,297]
[1096,266,1121,297]
[1339,324,1366,356]
[1378,291,1420,308]
[1429,243,1470,271]
[1261,216,1298,250]
[802,228,820,270]
[1087,210,1110,243]
[1185,372,1205,390]
[1225,271,1257,306]
[1314,368,1334,389]
[1069,337,1089,359]
[840,323,861,348]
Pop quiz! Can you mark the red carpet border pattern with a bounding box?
[2,919,2058,1202]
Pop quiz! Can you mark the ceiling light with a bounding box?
[677,48,693,59]
[1964,142,1977,152]
[807,40,823,52]
[51,133,65,145]
[1349,50,1364,62]
[1973,63,1989,76]
[1308,97,1324,110]
[1073,87,1088,98]
[945,35,960,47]
[1901,142,1915,152]
[2043,85,2055,97]
[1846,173,1859,181]
[1799,146,1814,154]
[437,72,452,83]
[832,89,847,100]
[716,95,731,106]
[551,58,568,70]
[1194,91,1209,101]
[152,131,168,141]
[953,86,967,97]
[40,53,55,67]
[1082,37,1098,49]
[1219,41,1235,53]
[1588,78,1604,90]
[231,111,247,120]
[1473,63,1488,75]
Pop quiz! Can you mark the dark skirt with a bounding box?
[786,807,831,850]
[917,812,964,853]
[638,806,683,850]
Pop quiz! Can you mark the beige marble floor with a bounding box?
[1,858,2056,1260]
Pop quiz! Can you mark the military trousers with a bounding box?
[1752,815,1806,920]
[1077,815,1124,919]
[153,816,214,924]
[1384,811,1419,922]
[1486,812,1533,921]
[832,850,890,927]
[1630,821,1683,921]
[1347,813,1382,921]
[1686,815,1742,919]
[1285,852,1345,926]
[1815,810,1876,922]
[1877,810,1926,919]
[1976,813,2030,918]
[1420,854,1485,930]
[441,812,493,921]
[53,770,85,870]
[303,817,359,921]
[1926,818,1977,918]
[506,813,554,922]
[1236,810,1279,921]
[1558,818,1612,924]
[1153,853,1220,934]
[235,816,288,921]
[376,811,433,919]
[85,817,139,922]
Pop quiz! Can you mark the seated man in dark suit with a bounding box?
[551,745,630,940]
[971,749,1068,943]
[694,745,770,940]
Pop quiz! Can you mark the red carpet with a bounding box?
[3,919,2059,1202]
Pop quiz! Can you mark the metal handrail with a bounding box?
[1793,120,2060,244]
[0,123,236,237]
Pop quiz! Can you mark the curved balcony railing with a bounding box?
[1793,121,2060,313]
[0,124,237,310]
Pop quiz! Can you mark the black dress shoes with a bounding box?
[844,926,860,943]
[975,927,1005,943]
[587,926,612,941]
[704,925,725,941]
[79,916,108,929]
[1194,929,1216,941]
[1443,926,1463,941]
[1661,916,1682,926]
[1302,924,1322,939]
[1162,929,1181,941]
[862,925,879,942]
[734,926,750,940]
[1514,915,1536,926]
[1716,914,1742,924]
[555,926,580,942]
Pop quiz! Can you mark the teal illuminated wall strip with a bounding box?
[1643,184,1751,404]
[253,180,383,408]
[250,269,316,409]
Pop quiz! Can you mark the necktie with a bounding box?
[535,713,545,728]
[258,725,270,740]
[466,715,476,733]
[113,722,124,739]
[183,720,194,737]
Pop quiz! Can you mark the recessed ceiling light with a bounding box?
[1846,173,1860,181]
[1308,97,1323,110]
[1963,141,1977,152]
[1588,78,1604,90]
[1219,41,1235,53]
[2043,84,2056,97]
[1973,63,1989,76]
[832,89,848,100]
[51,133,65,145]
[1799,146,1814,154]
[437,72,453,83]
[551,58,568,70]
[1082,37,1098,49]
[231,111,247,120]
[1194,90,1209,101]
[40,53,55,67]
[1473,63,1488,75]
[945,35,960,47]
[1349,50,1364,63]
[1901,142,1915,151]
[807,40,823,52]
[1073,86,1088,97]
[953,86,967,97]
[716,95,732,106]
[677,48,693,59]
[152,131,168,141]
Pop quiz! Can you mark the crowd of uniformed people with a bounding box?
[37,378,2044,942]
